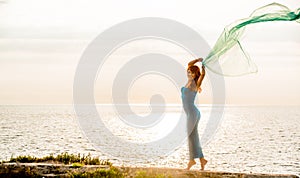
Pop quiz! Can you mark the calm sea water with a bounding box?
[0,105,299,176]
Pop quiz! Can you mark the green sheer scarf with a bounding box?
[203,3,300,76]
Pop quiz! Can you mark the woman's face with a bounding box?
[187,69,196,80]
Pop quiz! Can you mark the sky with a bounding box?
[0,0,299,105]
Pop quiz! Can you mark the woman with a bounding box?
[181,58,207,170]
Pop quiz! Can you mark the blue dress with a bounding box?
[181,87,204,160]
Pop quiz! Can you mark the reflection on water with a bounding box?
[0,105,299,175]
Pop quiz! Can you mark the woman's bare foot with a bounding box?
[186,160,196,170]
[200,158,208,170]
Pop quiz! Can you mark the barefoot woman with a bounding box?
[181,58,208,170]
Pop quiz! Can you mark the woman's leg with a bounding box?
[200,157,208,170]
[187,117,204,170]
[186,120,197,170]
[186,159,196,170]
[188,119,204,159]
[186,158,207,170]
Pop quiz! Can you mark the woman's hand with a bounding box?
[188,58,203,67]
[197,58,203,62]
[198,87,202,93]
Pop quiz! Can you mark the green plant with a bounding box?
[135,170,172,178]
[71,162,84,168]
[68,167,124,178]
[6,152,112,166]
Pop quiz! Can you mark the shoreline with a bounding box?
[0,162,298,178]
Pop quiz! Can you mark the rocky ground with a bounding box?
[0,162,299,178]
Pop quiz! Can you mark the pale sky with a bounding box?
[0,0,299,105]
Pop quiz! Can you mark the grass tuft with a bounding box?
[7,152,112,165]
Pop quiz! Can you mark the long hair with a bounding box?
[188,65,201,85]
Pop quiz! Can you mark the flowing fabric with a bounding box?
[203,3,300,76]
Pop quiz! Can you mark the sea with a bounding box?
[0,105,299,176]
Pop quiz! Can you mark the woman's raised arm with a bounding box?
[188,58,203,67]
[196,65,205,90]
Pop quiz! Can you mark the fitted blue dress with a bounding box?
[181,87,204,160]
